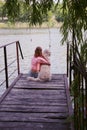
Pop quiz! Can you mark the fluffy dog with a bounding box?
[38,49,51,81]
[28,49,51,81]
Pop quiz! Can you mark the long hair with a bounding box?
[34,46,42,57]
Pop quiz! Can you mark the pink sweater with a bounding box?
[31,56,49,72]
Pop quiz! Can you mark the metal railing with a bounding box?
[0,41,24,89]
[67,42,87,130]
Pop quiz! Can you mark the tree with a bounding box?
[61,0,87,44]
[60,1,87,130]
[2,0,54,24]
[0,1,5,20]
[55,3,64,22]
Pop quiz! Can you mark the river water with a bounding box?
[0,28,67,96]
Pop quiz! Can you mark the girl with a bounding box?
[27,46,50,78]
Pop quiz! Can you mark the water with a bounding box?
[0,28,67,96]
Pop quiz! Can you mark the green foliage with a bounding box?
[66,5,87,125]
[61,0,87,44]
[0,1,5,18]
[55,4,64,22]
[2,0,55,25]
[80,41,87,65]
[30,1,43,25]
[69,41,87,78]
[17,1,30,22]
[3,0,20,22]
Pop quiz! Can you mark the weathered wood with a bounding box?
[0,112,69,123]
[0,74,72,130]
[14,83,65,89]
[0,104,68,113]
[4,89,66,100]
[0,122,71,130]
[0,74,22,104]
[2,99,67,106]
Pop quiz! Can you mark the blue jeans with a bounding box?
[28,70,38,78]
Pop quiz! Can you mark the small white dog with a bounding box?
[28,49,51,81]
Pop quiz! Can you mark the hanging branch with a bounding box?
[2,0,56,25]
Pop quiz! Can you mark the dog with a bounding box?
[38,49,51,81]
[27,49,51,81]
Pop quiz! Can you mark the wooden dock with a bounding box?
[0,74,72,130]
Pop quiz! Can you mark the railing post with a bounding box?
[86,74,87,128]
[16,41,20,75]
[67,42,69,77]
[69,46,72,87]
[18,41,24,59]
[4,46,8,88]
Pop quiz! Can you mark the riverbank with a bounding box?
[0,21,62,29]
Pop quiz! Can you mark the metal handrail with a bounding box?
[0,41,24,89]
[0,80,6,87]
[0,41,19,48]
[8,68,17,79]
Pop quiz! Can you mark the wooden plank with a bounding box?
[20,79,65,83]
[2,99,67,106]
[7,89,66,95]
[4,95,66,101]
[64,75,73,115]
[0,74,21,104]
[0,122,71,130]
[16,81,65,87]
[0,104,68,113]
[18,78,65,83]
[64,75,74,130]
[3,89,67,101]
[14,83,65,89]
[0,112,69,123]
[10,88,65,93]
[0,74,72,130]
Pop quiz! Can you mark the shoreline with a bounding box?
[0,27,61,35]
[0,21,62,29]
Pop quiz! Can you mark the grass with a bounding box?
[0,21,62,29]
